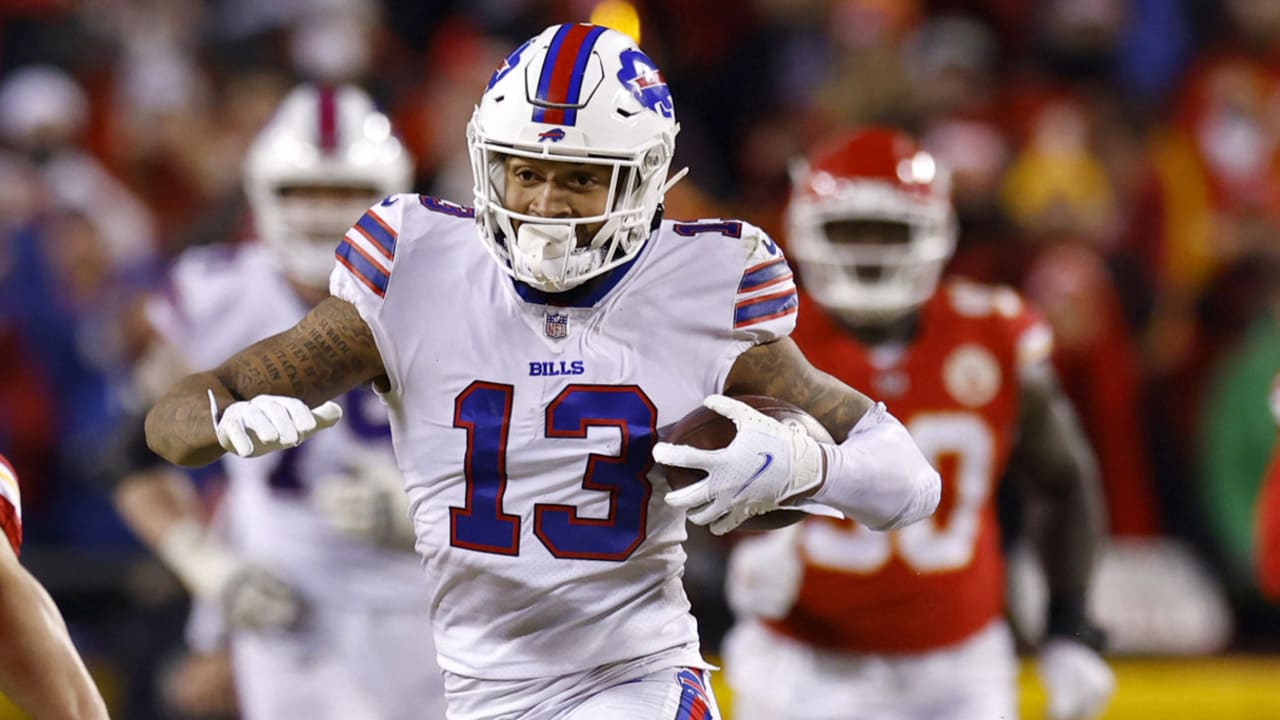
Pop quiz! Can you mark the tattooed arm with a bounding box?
[145,298,386,467]
[715,337,939,530]
[724,336,873,442]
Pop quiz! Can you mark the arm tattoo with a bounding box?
[215,297,386,406]
[146,297,385,466]
[724,338,873,441]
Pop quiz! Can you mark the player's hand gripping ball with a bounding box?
[658,395,832,532]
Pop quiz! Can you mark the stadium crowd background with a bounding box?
[0,0,1279,717]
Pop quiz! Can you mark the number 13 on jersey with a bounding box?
[450,381,658,561]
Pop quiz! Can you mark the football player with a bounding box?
[722,127,1116,720]
[0,455,110,719]
[145,25,941,718]
[115,84,445,719]
[1256,375,1280,601]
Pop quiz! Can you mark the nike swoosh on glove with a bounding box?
[210,390,342,458]
[1039,638,1116,720]
[655,395,824,535]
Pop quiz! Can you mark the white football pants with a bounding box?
[724,619,1017,720]
[231,603,445,720]
[444,659,720,720]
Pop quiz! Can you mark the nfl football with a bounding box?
[659,395,834,532]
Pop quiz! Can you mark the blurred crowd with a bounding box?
[2,0,1280,715]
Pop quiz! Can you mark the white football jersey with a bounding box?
[151,243,431,609]
[330,195,799,679]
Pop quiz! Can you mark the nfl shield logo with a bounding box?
[544,312,569,339]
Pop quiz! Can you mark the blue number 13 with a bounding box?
[450,382,657,561]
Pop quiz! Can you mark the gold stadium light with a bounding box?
[590,0,641,44]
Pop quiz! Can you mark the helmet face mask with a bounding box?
[786,129,956,325]
[245,85,412,290]
[468,23,681,293]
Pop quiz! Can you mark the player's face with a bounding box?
[276,182,382,244]
[823,219,910,280]
[503,157,615,246]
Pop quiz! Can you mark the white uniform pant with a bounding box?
[724,619,1016,720]
[231,604,445,720]
[444,651,719,720]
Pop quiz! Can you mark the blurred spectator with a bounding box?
[1198,256,1280,594]
[998,96,1161,536]
[0,65,157,268]
[1024,244,1161,536]
[1256,375,1280,603]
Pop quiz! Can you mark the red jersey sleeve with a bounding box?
[0,455,23,555]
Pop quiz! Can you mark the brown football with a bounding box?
[659,395,834,532]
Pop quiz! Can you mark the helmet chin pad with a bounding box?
[513,223,604,292]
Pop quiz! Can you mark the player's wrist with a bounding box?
[157,519,240,600]
[808,404,941,529]
[1044,593,1107,652]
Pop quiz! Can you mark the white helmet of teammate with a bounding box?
[245,84,412,289]
[468,23,684,292]
[787,127,957,323]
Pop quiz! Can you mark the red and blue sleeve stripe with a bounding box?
[335,240,390,297]
[738,258,794,293]
[532,23,608,126]
[354,210,397,260]
[734,288,799,328]
[673,669,714,720]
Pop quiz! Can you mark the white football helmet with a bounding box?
[245,84,412,289]
[468,23,683,293]
[786,127,957,323]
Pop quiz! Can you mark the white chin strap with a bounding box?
[513,224,601,293]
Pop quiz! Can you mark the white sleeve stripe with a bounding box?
[343,230,393,275]
[735,277,797,303]
[0,459,21,518]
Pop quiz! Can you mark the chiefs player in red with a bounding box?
[1256,376,1280,601]
[0,455,109,718]
[722,128,1115,720]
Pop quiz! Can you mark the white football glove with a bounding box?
[158,520,307,632]
[209,390,342,459]
[315,455,416,550]
[655,395,825,535]
[1038,638,1116,720]
[725,525,804,620]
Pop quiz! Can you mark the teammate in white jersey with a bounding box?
[145,25,941,719]
[115,84,444,719]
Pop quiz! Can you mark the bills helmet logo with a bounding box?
[487,39,531,91]
[617,48,673,118]
[538,128,566,142]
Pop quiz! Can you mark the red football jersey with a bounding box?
[0,454,22,556]
[769,280,1051,654]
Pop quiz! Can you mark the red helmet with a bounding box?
[786,127,956,322]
